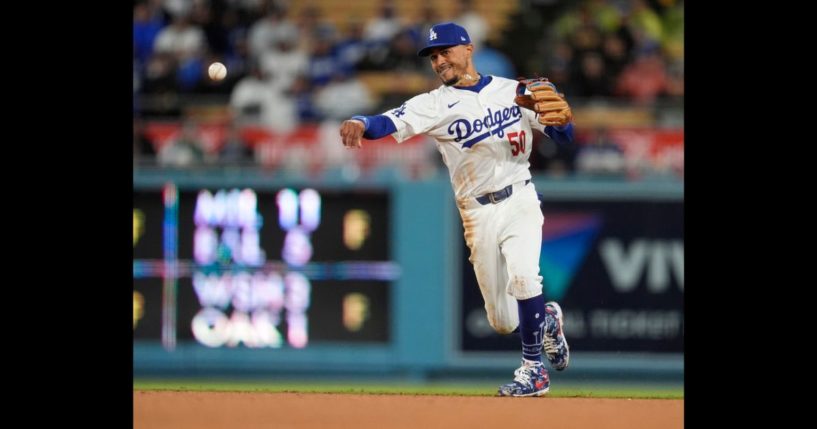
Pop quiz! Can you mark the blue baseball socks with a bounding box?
[517,294,547,364]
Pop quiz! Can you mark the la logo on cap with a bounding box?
[429,29,437,41]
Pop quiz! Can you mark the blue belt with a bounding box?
[476,180,530,205]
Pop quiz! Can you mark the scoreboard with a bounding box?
[133,184,397,350]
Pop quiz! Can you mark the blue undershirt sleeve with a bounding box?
[351,115,398,140]
[544,122,574,145]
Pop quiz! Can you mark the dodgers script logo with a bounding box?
[447,105,522,148]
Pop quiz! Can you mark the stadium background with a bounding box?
[133,0,683,389]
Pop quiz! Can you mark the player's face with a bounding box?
[429,45,472,86]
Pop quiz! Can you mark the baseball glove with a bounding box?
[515,77,573,127]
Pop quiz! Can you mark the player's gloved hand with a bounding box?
[514,77,573,127]
[340,119,365,148]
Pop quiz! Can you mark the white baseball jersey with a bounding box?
[383,75,549,333]
[382,75,548,200]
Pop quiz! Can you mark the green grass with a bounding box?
[133,379,683,399]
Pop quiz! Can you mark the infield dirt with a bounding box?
[134,390,683,428]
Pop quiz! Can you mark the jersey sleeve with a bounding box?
[523,107,548,135]
[381,93,439,144]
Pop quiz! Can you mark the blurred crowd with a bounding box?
[133,0,684,180]
[542,0,684,104]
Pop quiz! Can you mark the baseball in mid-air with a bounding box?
[208,62,227,81]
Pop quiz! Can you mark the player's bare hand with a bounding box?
[340,120,365,149]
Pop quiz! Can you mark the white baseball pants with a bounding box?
[456,181,545,334]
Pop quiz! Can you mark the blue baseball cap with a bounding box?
[417,22,471,57]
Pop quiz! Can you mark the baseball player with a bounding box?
[340,22,572,397]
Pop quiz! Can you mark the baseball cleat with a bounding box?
[497,360,550,397]
[543,301,570,371]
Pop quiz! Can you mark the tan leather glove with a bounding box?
[515,77,573,127]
